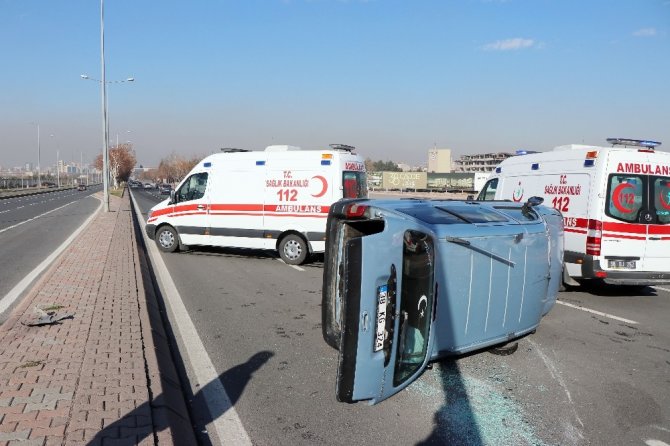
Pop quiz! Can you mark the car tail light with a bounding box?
[344,203,369,218]
[586,219,602,256]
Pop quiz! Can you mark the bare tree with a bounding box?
[93,143,137,188]
[157,153,200,184]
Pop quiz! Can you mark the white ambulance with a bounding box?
[477,138,670,287]
[145,144,368,264]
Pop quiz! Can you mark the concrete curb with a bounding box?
[129,192,197,444]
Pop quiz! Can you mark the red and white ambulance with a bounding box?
[145,144,367,264]
[478,138,670,286]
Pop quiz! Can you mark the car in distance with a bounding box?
[77,184,87,191]
[143,182,156,189]
[159,184,172,195]
[322,197,563,405]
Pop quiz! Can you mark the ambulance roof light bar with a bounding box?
[329,144,356,152]
[606,138,661,149]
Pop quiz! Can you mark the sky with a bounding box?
[1,0,669,169]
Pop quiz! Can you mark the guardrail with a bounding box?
[0,186,77,200]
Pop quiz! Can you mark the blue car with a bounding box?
[321,197,563,405]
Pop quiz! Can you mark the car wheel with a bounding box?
[156,226,179,253]
[279,234,308,265]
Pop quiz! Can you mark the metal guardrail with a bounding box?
[0,186,77,200]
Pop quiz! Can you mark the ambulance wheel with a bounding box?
[279,234,308,265]
[156,225,179,253]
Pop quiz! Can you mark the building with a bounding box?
[427,148,453,173]
[453,152,513,173]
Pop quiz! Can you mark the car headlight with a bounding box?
[147,210,153,219]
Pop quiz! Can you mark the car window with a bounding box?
[343,171,368,199]
[477,178,498,200]
[394,230,434,386]
[606,175,644,223]
[653,177,670,224]
[176,172,208,202]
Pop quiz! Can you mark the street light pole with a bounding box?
[100,0,110,211]
[37,124,41,189]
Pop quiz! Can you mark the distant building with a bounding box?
[453,152,513,173]
[427,148,453,173]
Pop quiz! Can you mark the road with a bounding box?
[0,186,102,321]
[133,188,670,446]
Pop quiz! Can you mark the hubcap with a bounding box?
[159,230,174,248]
[284,240,302,260]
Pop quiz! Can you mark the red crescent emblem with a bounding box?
[659,190,670,210]
[311,175,328,198]
[612,183,634,213]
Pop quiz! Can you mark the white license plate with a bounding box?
[374,285,388,352]
[608,259,636,269]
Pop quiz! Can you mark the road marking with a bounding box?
[130,192,252,446]
[653,286,670,294]
[556,300,638,324]
[528,339,585,437]
[275,258,305,271]
[0,200,79,235]
[0,196,102,316]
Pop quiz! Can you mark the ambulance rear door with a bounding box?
[602,151,652,272]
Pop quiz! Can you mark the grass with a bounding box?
[110,187,124,197]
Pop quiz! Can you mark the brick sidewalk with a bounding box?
[0,193,193,445]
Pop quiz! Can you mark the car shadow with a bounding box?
[573,279,658,297]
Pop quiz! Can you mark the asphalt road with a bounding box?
[0,186,102,320]
[133,188,670,446]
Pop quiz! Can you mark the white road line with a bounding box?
[653,286,670,294]
[0,196,102,316]
[275,258,305,271]
[556,300,638,324]
[0,200,79,235]
[130,193,252,446]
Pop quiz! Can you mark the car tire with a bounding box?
[279,234,308,265]
[156,225,179,253]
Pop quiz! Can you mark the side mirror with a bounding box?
[522,196,544,217]
[170,190,176,204]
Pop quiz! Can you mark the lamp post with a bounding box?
[80,0,134,211]
[80,73,134,211]
[50,134,60,188]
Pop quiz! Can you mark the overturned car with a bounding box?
[322,197,563,405]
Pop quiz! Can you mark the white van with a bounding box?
[145,144,367,264]
[478,138,670,286]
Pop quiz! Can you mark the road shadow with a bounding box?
[570,279,657,297]
[86,351,274,445]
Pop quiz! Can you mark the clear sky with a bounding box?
[1,0,668,169]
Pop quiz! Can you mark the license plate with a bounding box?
[608,259,636,269]
[374,285,388,352]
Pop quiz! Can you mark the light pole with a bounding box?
[34,124,41,189]
[50,134,61,188]
[80,0,134,211]
[80,73,134,210]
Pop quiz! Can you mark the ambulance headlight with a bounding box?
[147,210,153,219]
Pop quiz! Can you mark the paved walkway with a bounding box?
[0,193,193,445]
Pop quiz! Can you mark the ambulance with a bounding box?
[477,138,670,287]
[145,144,368,264]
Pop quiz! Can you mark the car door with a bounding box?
[172,172,210,246]
[336,217,435,405]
